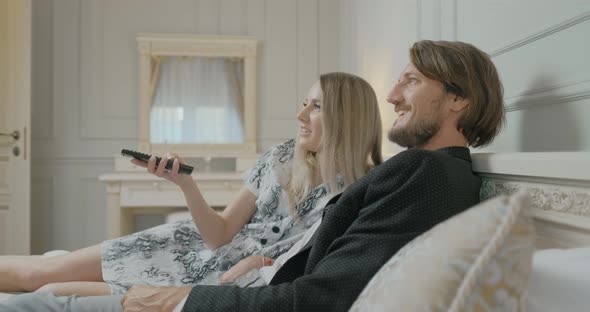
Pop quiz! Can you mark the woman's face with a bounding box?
[297,80,323,152]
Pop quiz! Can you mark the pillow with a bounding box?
[350,191,535,312]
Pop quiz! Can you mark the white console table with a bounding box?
[98,172,244,239]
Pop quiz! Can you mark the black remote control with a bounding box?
[121,149,194,175]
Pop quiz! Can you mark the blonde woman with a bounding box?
[0,72,383,297]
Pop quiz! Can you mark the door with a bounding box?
[0,0,31,255]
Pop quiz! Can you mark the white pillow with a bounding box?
[350,191,535,312]
[42,250,70,257]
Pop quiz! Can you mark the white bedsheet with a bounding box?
[524,247,590,312]
[2,249,589,309]
[0,293,14,302]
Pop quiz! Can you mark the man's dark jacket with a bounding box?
[183,147,481,311]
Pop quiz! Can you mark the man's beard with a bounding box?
[388,104,443,148]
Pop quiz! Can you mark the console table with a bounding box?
[98,171,244,239]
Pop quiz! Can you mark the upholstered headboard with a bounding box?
[473,152,590,249]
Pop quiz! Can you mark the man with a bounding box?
[1,40,504,312]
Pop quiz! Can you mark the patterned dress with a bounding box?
[101,139,332,294]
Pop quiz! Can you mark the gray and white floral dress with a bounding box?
[101,139,332,294]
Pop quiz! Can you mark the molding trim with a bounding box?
[506,78,590,100]
[490,10,590,57]
[480,179,590,217]
[473,152,590,240]
[472,152,590,182]
[506,88,590,112]
[504,75,590,113]
[32,156,113,165]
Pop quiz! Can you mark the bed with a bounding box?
[1,152,589,310]
[474,152,590,311]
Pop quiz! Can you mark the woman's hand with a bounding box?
[219,255,274,284]
[131,152,193,188]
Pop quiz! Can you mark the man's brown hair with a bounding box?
[410,40,505,147]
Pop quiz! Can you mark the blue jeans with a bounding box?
[0,291,123,312]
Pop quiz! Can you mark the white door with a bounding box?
[0,0,31,255]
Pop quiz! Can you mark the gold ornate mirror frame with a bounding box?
[137,33,257,157]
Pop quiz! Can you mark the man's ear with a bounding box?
[449,94,469,113]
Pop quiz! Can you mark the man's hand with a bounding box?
[121,285,192,312]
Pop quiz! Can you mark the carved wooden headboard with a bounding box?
[473,152,590,249]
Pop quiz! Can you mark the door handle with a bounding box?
[0,130,20,140]
[0,129,25,160]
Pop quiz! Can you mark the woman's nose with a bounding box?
[297,106,310,122]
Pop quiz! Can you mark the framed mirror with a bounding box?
[137,34,257,157]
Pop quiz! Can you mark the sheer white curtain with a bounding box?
[150,56,245,144]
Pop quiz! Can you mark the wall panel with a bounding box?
[0,210,8,254]
[341,0,590,155]
[32,0,341,250]
[197,0,220,34]
[30,177,53,253]
[456,0,590,53]
[31,0,54,140]
[263,0,297,120]
[296,0,318,113]
[219,0,248,35]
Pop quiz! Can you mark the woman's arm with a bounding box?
[181,184,257,250]
[132,155,258,250]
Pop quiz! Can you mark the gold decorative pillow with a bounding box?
[350,191,535,312]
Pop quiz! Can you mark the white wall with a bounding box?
[30,0,340,253]
[340,0,417,156]
[33,0,590,253]
[340,0,590,155]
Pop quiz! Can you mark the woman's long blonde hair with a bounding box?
[288,72,383,215]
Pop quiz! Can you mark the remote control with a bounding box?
[121,149,194,175]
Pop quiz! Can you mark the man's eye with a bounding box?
[409,78,418,84]
[314,104,321,111]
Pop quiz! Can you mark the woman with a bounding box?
[0,72,383,296]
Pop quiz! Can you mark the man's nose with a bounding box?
[386,83,403,107]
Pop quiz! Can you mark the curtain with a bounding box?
[150,56,245,144]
